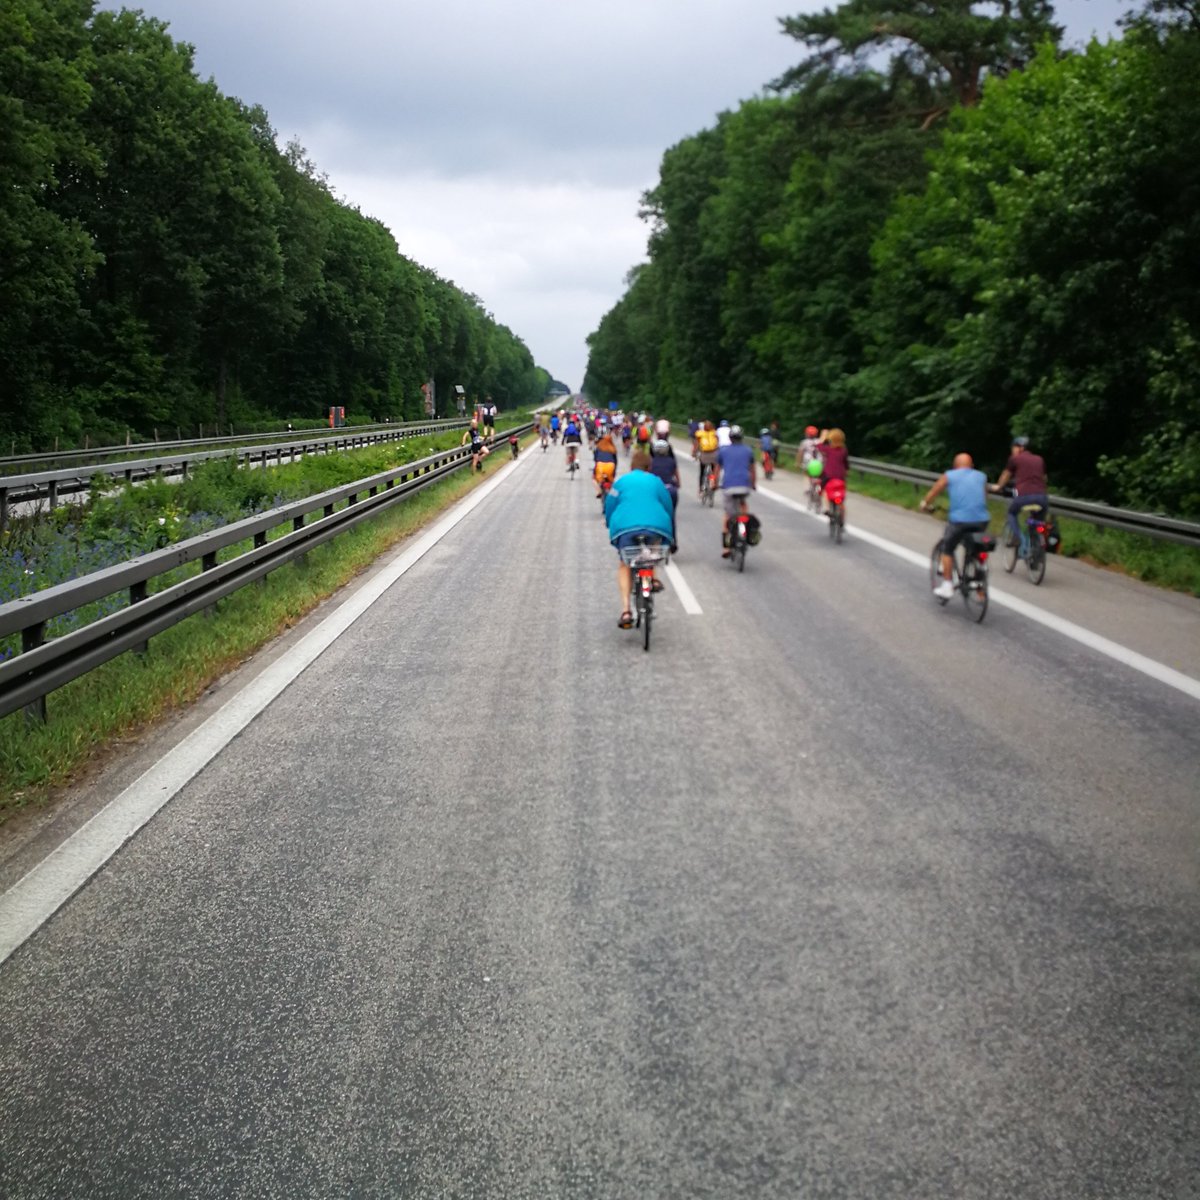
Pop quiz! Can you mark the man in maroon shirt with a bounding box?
[992,436,1049,539]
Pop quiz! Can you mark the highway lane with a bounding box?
[0,443,1197,1198]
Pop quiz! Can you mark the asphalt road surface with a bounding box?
[1,444,1197,1198]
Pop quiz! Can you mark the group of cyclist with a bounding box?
[920,436,1049,597]
[536,402,1048,628]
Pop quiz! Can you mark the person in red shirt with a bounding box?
[819,428,849,511]
[992,436,1049,539]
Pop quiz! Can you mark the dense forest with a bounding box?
[583,0,1200,514]
[1,0,553,453]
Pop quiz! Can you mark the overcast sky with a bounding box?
[119,0,1128,391]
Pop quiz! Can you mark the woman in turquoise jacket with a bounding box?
[603,450,676,629]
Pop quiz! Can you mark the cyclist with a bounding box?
[716,419,733,449]
[718,425,757,557]
[604,450,676,630]
[759,427,776,477]
[819,428,849,510]
[620,417,633,456]
[687,418,700,454]
[462,420,488,472]
[920,452,990,599]
[796,425,820,470]
[563,416,583,471]
[539,420,550,451]
[992,435,1049,539]
[482,398,497,441]
[648,437,681,514]
[550,411,561,443]
[593,429,619,497]
[696,421,720,495]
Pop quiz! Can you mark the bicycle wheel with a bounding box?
[733,540,745,572]
[642,588,653,651]
[963,559,989,623]
[835,506,844,544]
[1027,538,1046,585]
[1002,527,1018,573]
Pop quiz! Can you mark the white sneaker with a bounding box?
[934,580,955,599]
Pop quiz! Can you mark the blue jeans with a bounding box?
[1007,494,1048,540]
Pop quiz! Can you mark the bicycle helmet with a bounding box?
[1012,435,1030,447]
[655,418,670,436]
[729,424,743,440]
[805,425,818,437]
[651,438,671,456]
[719,419,729,427]
[759,428,769,436]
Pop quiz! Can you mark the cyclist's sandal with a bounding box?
[619,611,634,629]
[650,579,665,593]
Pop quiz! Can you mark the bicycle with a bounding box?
[727,506,751,573]
[761,449,775,480]
[805,473,823,514]
[566,443,581,477]
[619,536,671,651]
[825,478,846,544]
[699,463,718,508]
[540,430,549,452]
[929,531,994,623]
[1002,502,1049,585]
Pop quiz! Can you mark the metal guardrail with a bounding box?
[756,440,1200,549]
[0,419,468,529]
[0,424,532,723]
[0,418,466,475]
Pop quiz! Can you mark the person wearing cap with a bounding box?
[992,436,1049,538]
[796,425,821,470]
[717,425,757,557]
[648,437,681,514]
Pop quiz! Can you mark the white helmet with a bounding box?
[655,419,670,436]
[651,438,671,456]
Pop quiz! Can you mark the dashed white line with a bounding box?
[665,561,703,615]
[758,483,1200,703]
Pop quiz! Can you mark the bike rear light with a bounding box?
[978,552,988,562]
[1036,524,1045,533]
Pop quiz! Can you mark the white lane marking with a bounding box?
[0,450,537,967]
[758,483,1200,703]
[665,561,703,615]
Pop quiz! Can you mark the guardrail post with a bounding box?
[129,580,149,655]
[22,622,48,725]
[254,531,268,587]
[48,480,59,508]
[348,492,358,506]
[323,502,334,518]
[0,488,8,536]
[202,550,218,616]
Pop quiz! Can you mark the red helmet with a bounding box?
[805,425,818,437]
[825,479,847,504]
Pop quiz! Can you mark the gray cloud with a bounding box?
[111,0,1130,387]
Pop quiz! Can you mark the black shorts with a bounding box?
[941,521,989,556]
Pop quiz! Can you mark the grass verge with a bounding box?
[0,446,519,822]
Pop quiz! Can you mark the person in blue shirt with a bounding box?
[604,450,676,629]
[920,452,991,598]
[717,425,757,557]
[563,418,583,472]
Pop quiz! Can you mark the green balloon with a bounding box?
[806,459,823,477]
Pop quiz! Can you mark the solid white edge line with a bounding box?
[665,561,703,615]
[0,449,537,966]
[758,483,1200,703]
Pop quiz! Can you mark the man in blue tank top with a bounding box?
[920,453,991,599]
